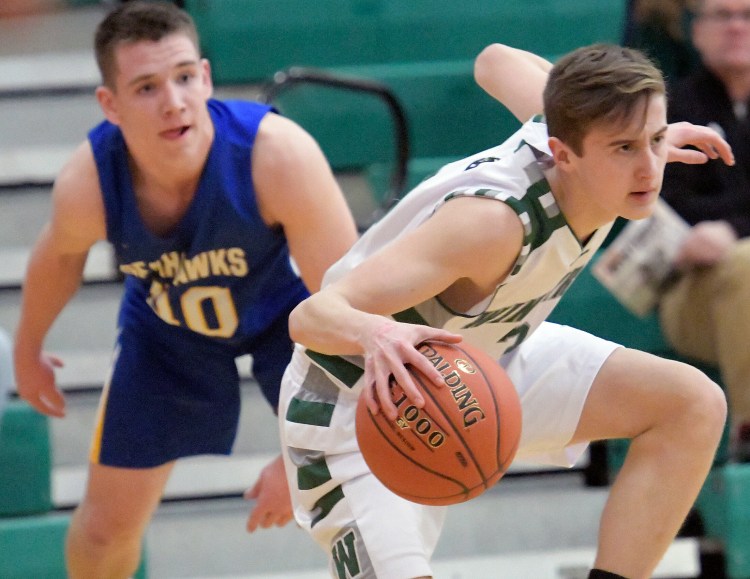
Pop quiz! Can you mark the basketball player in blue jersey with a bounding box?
[12,2,357,577]
[278,44,735,579]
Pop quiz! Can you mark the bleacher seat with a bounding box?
[0,400,52,516]
[0,511,149,579]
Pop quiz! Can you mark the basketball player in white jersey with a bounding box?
[279,43,734,579]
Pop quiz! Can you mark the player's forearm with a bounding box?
[288,290,390,356]
[15,230,87,354]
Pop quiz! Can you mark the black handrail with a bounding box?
[258,66,410,228]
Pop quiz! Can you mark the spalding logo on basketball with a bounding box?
[355,340,522,506]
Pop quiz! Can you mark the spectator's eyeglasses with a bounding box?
[699,9,750,24]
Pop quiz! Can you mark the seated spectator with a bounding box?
[659,0,750,461]
[623,0,699,85]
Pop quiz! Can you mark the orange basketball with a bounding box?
[355,340,522,506]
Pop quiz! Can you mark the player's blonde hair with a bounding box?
[94,0,200,88]
[543,44,666,155]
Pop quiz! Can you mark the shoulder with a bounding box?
[252,112,330,186]
[55,141,101,200]
[51,141,106,242]
[254,112,319,160]
[433,195,524,248]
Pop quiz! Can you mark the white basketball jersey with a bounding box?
[323,117,613,361]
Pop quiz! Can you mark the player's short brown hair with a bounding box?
[94,1,199,88]
[543,44,666,155]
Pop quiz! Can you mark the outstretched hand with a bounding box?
[666,121,735,166]
[361,321,462,420]
[244,454,294,533]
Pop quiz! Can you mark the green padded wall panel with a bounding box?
[0,513,68,579]
[0,513,149,579]
[272,59,521,171]
[185,0,625,83]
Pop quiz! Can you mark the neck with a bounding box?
[129,153,203,199]
[545,168,607,243]
[129,124,213,197]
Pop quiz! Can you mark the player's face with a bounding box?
[693,0,750,73]
[568,94,668,225]
[96,33,214,161]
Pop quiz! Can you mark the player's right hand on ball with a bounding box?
[14,351,66,418]
[361,321,461,420]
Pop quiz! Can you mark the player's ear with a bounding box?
[95,85,120,125]
[548,136,574,169]
[201,58,214,99]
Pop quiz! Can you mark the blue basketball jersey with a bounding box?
[89,99,309,348]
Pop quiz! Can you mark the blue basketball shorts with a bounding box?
[90,310,294,468]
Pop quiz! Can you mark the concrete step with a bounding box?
[0,242,117,288]
[0,186,51,245]
[53,452,281,510]
[0,5,105,60]
[141,473,700,579]
[0,282,122,351]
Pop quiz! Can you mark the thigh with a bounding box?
[570,346,720,444]
[77,461,174,534]
[94,322,241,467]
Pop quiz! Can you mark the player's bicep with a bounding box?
[333,197,523,316]
[253,114,358,292]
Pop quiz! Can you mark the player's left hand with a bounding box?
[665,121,735,166]
[244,454,294,533]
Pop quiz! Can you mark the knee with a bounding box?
[672,366,727,445]
[71,501,145,548]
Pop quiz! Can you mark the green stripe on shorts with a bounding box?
[305,350,363,388]
[297,458,333,490]
[286,397,336,427]
[311,485,345,528]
